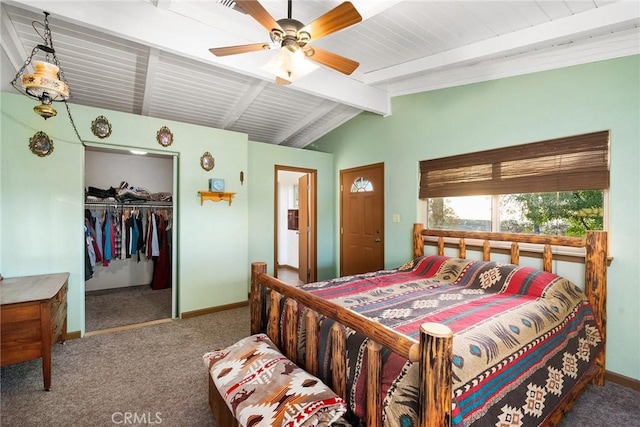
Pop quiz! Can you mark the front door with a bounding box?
[340,163,384,276]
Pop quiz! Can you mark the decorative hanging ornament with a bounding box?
[28,131,54,157]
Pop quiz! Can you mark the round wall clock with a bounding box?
[210,178,225,192]
[157,126,174,147]
[200,151,215,171]
[91,115,112,139]
[29,131,54,157]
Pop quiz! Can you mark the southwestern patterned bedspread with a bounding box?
[288,255,603,427]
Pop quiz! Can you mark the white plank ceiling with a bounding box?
[1,1,638,148]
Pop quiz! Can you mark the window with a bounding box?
[421,132,609,237]
[351,176,373,192]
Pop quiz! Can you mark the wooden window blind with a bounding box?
[419,131,609,199]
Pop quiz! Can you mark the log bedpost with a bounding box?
[268,291,281,346]
[283,299,298,362]
[585,231,608,385]
[330,323,347,400]
[414,223,424,258]
[251,262,267,335]
[482,240,491,261]
[366,340,383,427]
[418,322,453,427]
[458,238,466,259]
[305,310,319,376]
[510,242,520,265]
[543,244,553,272]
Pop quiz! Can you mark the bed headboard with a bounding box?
[412,223,608,385]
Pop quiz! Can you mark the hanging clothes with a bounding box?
[114,212,127,259]
[124,212,133,259]
[84,204,170,277]
[134,211,145,262]
[150,213,171,290]
[85,238,94,281]
[91,210,103,260]
[145,211,154,259]
[85,223,96,268]
[102,210,116,266]
[84,210,102,264]
[151,212,160,257]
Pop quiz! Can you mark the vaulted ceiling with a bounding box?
[1,1,638,148]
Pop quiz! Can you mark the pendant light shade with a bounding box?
[261,46,318,84]
[10,12,72,120]
[21,61,70,119]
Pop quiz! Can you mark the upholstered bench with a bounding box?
[203,333,348,427]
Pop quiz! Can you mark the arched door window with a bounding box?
[350,176,373,192]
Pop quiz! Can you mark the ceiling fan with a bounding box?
[210,0,362,85]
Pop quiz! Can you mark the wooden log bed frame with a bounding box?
[228,224,608,427]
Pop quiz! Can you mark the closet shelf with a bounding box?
[198,191,235,206]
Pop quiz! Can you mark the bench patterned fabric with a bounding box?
[204,334,347,427]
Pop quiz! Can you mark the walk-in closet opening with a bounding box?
[83,146,177,333]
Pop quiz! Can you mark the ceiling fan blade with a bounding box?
[300,2,362,42]
[235,0,283,33]
[307,47,359,75]
[209,43,270,57]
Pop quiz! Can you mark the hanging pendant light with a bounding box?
[10,12,71,119]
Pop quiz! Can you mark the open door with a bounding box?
[298,174,309,283]
[275,166,317,284]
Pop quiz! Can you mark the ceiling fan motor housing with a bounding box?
[271,18,310,50]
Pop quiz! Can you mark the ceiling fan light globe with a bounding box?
[261,47,318,83]
[269,28,283,43]
[282,38,300,53]
[297,31,311,45]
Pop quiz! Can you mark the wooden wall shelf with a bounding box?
[198,191,236,206]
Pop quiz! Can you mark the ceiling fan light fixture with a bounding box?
[261,46,318,83]
[211,0,362,81]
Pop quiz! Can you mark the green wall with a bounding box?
[247,142,335,280]
[0,92,335,335]
[310,55,640,381]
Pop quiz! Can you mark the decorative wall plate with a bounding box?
[29,131,54,157]
[200,151,215,171]
[157,126,174,147]
[91,115,112,138]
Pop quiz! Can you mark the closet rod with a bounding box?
[85,202,173,209]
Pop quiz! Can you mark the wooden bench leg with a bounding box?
[208,376,236,426]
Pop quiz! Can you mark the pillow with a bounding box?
[204,334,346,427]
